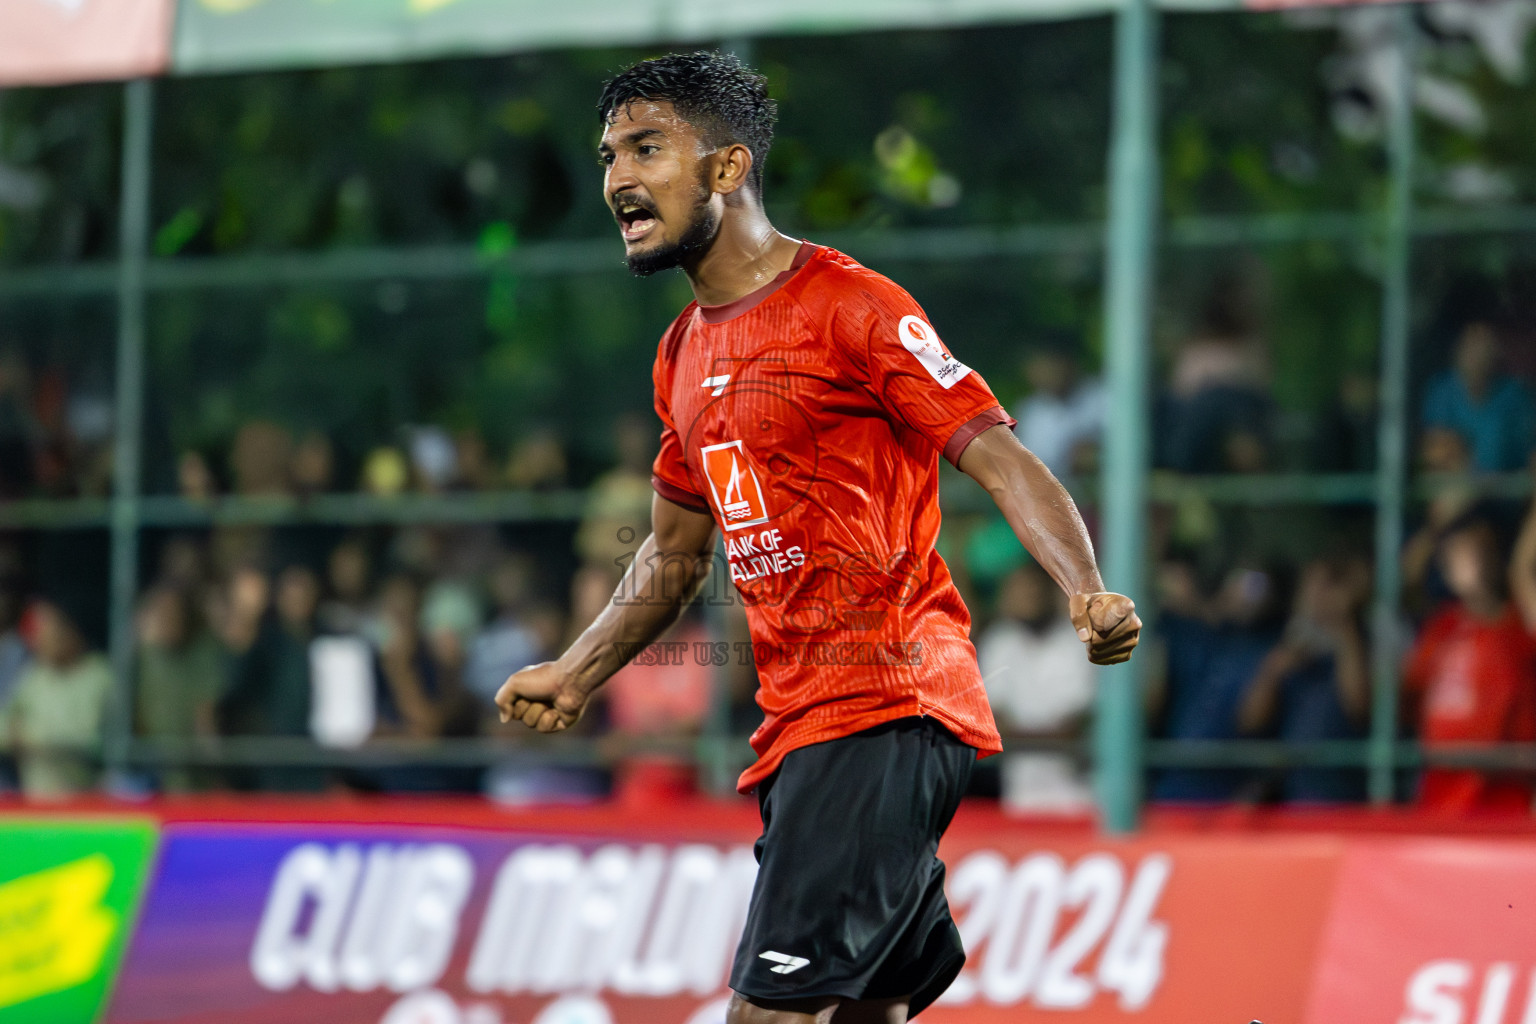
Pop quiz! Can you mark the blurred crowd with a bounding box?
[1,310,1535,816]
[971,311,1536,815]
[174,419,579,503]
[0,413,718,804]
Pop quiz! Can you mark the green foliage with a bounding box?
[153,206,204,257]
[1161,13,1386,218]
[0,84,121,263]
[3,15,1535,484]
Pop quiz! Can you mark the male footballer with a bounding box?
[497,50,1140,1024]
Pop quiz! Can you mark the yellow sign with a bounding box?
[0,855,118,1011]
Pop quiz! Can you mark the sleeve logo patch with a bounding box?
[898,315,972,389]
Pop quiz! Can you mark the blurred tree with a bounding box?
[2,14,1535,491]
[0,84,120,263]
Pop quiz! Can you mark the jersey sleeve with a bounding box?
[832,273,1015,466]
[650,334,711,515]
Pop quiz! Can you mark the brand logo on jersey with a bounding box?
[701,440,770,531]
[701,374,731,396]
[759,951,810,975]
[898,315,972,390]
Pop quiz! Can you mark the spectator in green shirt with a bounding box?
[0,599,113,799]
[135,584,225,792]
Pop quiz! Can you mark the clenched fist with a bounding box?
[1068,592,1141,665]
[495,661,590,733]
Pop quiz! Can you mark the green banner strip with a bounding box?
[0,820,158,1024]
[169,0,1208,75]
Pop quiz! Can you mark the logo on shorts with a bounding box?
[759,950,811,975]
[898,315,971,390]
[701,440,770,531]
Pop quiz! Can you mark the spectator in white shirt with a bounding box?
[977,560,1098,812]
[1009,339,1104,480]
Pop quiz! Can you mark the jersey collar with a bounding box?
[696,241,818,324]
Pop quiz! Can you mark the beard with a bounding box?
[625,181,720,277]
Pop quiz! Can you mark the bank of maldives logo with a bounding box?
[701,440,770,531]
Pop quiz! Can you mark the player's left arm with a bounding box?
[958,424,1140,665]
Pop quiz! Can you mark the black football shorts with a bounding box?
[729,716,976,1015]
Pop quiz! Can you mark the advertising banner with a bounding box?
[0,819,158,1024]
[933,828,1343,1024]
[1303,839,1536,1024]
[169,0,1124,76]
[175,0,1422,77]
[0,0,1421,84]
[110,820,763,1024]
[0,0,173,86]
[105,808,1356,1024]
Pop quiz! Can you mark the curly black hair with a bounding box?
[597,51,777,193]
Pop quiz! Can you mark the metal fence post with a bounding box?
[1095,0,1161,833]
[1368,5,1417,805]
[105,79,154,776]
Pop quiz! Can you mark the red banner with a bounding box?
[1304,840,1536,1024]
[934,827,1343,1023]
[3,798,1534,1024]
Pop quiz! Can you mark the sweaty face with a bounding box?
[599,100,721,276]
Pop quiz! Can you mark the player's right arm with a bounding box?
[958,423,1140,666]
[495,493,718,733]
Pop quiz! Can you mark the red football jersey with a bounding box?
[649,242,1009,792]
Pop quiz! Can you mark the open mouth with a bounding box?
[614,201,658,242]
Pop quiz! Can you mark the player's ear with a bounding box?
[711,143,754,196]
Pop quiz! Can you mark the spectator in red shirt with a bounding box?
[603,604,715,805]
[1405,516,1536,813]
